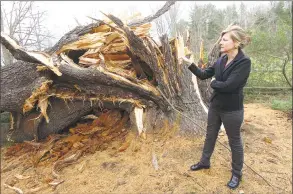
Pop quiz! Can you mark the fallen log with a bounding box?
[1,2,220,142]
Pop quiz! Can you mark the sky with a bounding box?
[1,1,271,46]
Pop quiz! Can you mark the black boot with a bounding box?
[190,162,210,171]
[227,173,242,189]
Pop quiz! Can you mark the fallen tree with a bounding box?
[1,1,220,143]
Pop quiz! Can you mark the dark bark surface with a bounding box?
[0,61,50,112]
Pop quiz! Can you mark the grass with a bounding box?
[271,97,292,112]
[244,91,292,114]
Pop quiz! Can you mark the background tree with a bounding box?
[189,3,223,60]
[245,1,292,88]
[164,2,181,37]
[1,1,53,66]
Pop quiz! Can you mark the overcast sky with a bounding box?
[2,1,271,45]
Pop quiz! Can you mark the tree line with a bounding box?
[153,1,292,88]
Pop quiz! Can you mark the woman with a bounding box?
[181,25,251,189]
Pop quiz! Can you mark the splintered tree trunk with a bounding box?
[0,3,220,142]
[197,43,221,109]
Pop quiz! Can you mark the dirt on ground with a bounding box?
[1,103,292,194]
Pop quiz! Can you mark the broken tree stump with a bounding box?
[1,2,220,142]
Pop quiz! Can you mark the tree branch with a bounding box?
[127,1,176,27]
[282,52,292,88]
[1,32,62,76]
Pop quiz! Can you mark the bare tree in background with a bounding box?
[1,8,13,66]
[1,1,53,66]
[150,2,181,38]
[164,2,181,37]
[151,6,169,37]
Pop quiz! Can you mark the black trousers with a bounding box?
[200,107,244,176]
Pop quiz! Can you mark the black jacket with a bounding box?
[188,49,251,112]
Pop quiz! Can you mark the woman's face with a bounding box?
[219,32,237,53]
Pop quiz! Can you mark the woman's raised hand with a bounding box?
[179,56,193,66]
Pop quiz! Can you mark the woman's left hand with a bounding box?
[179,56,193,66]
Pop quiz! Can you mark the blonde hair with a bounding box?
[221,25,251,49]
